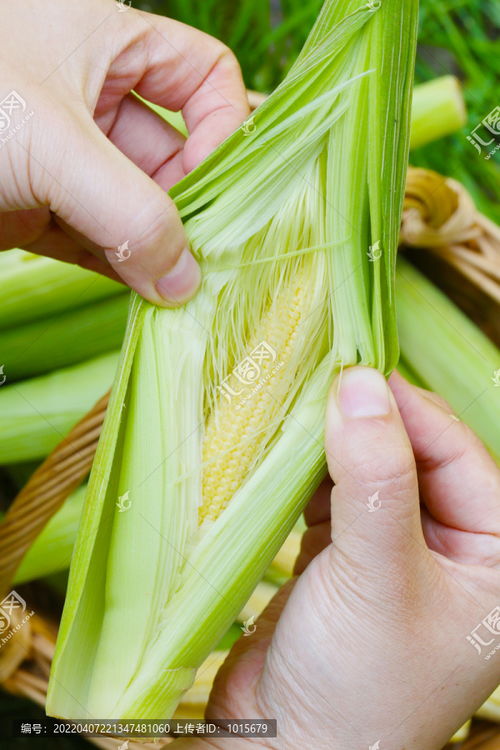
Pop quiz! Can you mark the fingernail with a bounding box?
[336,367,391,418]
[156,247,201,304]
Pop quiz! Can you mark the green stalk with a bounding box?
[48,0,418,720]
[0,351,119,463]
[396,257,500,461]
[0,295,128,381]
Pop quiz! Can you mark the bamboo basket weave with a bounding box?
[0,159,498,748]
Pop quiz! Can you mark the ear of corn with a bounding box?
[396,257,500,461]
[0,352,119,463]
[409,76,466,150]
[47,0,418,720]
[0,295,128,381]
[0,249,122,330]
[12,485,86,585]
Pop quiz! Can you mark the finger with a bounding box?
[297,477,332,574]
[421,507,500,566]
[131,12,249,171]
[0,206,122,283]
[295,520,331,575]
[35,108,200,305]
[0,207,51,251]
[389,372,500,535]
[20,217,124,284]
[103,94,188,190]
[303,477,333,528]
[326,366,424,566]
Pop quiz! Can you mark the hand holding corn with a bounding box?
[0,0,249,304]
[171,368,500,750]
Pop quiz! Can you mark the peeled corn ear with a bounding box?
[48,0,418,720]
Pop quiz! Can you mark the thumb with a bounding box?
[326,366,424,566]
[44,114,200,306]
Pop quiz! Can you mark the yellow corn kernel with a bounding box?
[200,276,307,523]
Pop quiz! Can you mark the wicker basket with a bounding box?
[0,160,498,748]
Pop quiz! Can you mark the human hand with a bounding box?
[174,367,500,749]
[0,0,248,304]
